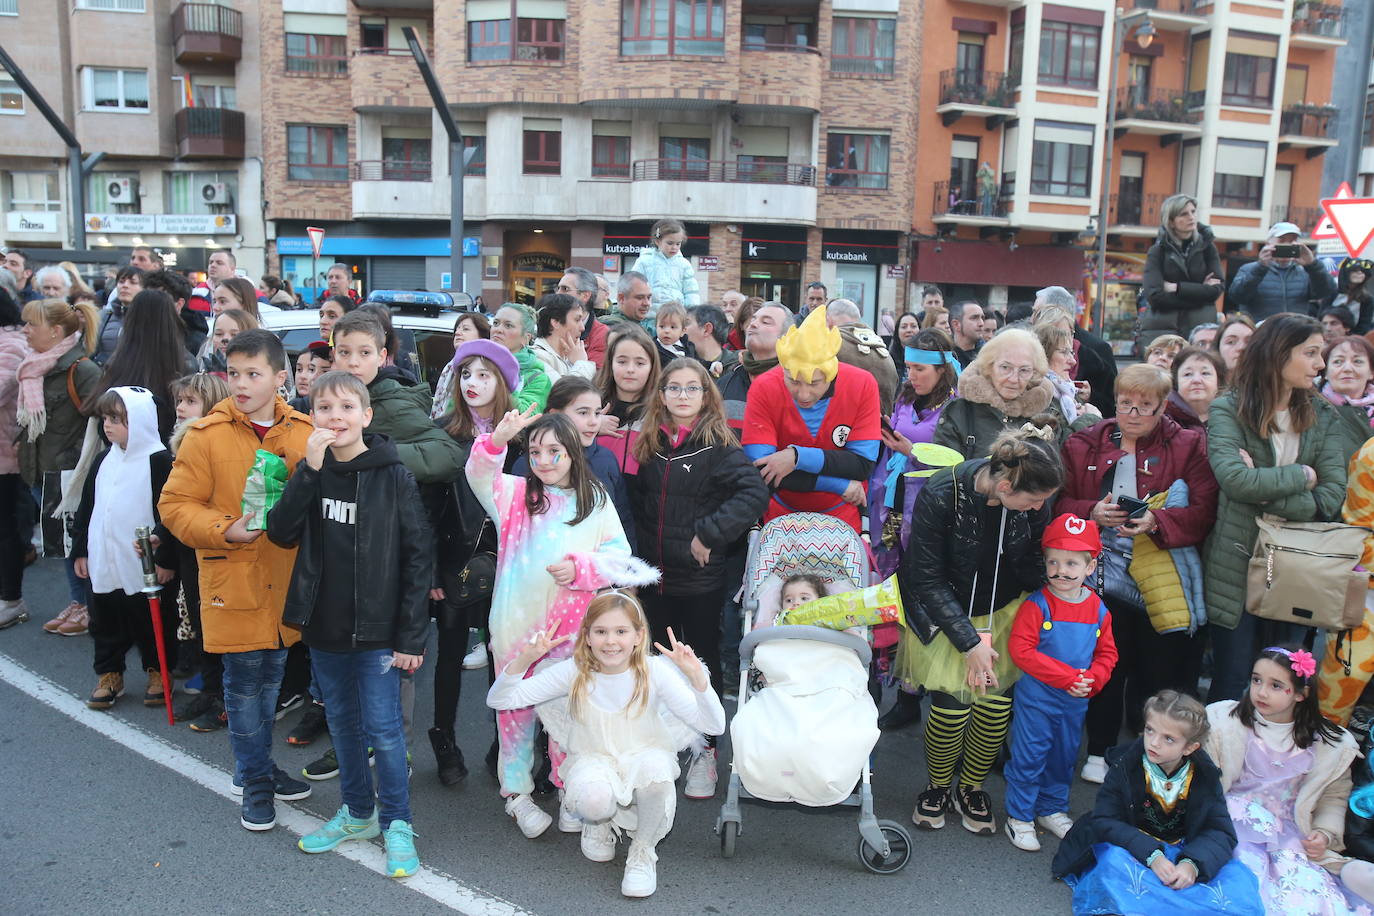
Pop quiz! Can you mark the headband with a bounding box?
[1264,646,1316,680]
[905,346,962,377]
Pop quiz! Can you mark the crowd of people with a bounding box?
[6,200,1374,910]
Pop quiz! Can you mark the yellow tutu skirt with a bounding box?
[892,593,1025,704]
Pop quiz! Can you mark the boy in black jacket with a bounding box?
[267,370,432,878]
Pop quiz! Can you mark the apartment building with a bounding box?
[0,0,266,278]
[913,0,1348,351]
[258,0,918,322]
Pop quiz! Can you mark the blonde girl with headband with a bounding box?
[629,218,701,318]
[487,590,725,898]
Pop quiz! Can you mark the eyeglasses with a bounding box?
[1116,402,1161,416]
[662,384,704,397]
[1054,348,1074,360]
[993,362,1035,380]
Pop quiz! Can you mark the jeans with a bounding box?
[311,647,411,828]
[222,648,287,784]
[0,474,28,601]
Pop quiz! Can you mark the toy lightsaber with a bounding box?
[135,526,174,726]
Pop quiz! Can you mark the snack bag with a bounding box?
[241,449,288,531]
[780,575,906,630]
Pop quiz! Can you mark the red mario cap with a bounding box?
[1042,513,1101,556]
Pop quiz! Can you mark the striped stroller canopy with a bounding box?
[745,512,869,603]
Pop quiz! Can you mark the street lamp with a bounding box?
[1094,8,1155,335]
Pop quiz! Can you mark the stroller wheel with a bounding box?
[719,820,739,859]
[857,821,911,874]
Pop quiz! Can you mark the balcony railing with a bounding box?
[932,180,1010,219]
[740,40,820,54]
[938,69,1014,108]
[1108,192,1166,227]
[1271,205,1325,230]
[354,160,432,182]
[1280,104,1338,139]
[1115,86,1202,124]
[631,159,817,185]
[172,2,242,64]
[174,107,244,158]
[1292,2,1348,40]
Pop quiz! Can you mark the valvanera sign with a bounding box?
[85,214,237,234]
[6,211,61,233]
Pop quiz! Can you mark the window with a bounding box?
[381,137,431,181]
[86,173,141,213]
[622,0,725,57]
[826,132,890,189]
[461,135,487,177]
[592,136,630,177]
[1030,121,1093,197]
[468,19,511,61]
[660,136,710,179]
[0,76,22,113]
[76,0,144,10]
[285,34,347,75]
[523,130,561,175]
[742,15,814,50]
[1212,139,1265,210]
[0,0,16,16]
[467,17,565,61]
[949,136,979,211]
[1222,53,1275,107]
[1039,20,1100,89]
[361,20,386,51]
[82,68,148,112]
[831,17,895,76]
[287,125,348,181]
[166,171,238,214]
[191,82,236,110]
[7,171,61,211]
[955,33,985,79]
[1008,24,1024,88]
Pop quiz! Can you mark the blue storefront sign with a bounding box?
[276,236,480,257]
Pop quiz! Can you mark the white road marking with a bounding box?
[0,652,534,916]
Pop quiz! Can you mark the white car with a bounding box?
[260,290,473,391]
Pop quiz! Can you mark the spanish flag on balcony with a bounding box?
[182,76,194,109]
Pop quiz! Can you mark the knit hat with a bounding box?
[1041,513,1101,556]
[452,339,520,393]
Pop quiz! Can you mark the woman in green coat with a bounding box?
[1204,313,1348,701]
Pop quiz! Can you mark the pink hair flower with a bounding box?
[1289,649,1317,680]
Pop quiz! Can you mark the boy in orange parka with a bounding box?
[159,330,313,832]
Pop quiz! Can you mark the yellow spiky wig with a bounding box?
[776,304,841,383]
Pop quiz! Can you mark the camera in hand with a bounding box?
[1272,244,1301,259]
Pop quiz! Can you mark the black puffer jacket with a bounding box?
[268,434,433,655]
[1139,224,1224,347]
[896,459,1048,650]
[630,426,769,596]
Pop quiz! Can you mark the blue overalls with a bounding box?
[1004,590,1107,822]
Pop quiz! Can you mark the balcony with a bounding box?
[1291,2,1348,48]
[1107,192,1166,235]
[352,49,431,111]
[354,159,432,182]
[1113,86,1203,144]
[628,159,816,224]
[1278,104,1339,156]
[1271,205,1325,232]
[932,180,1011,225]
[172,3,242,66]
[174,107,244,159]
[738,45,822,111]
[936,70,1016,128]
[1125,0,1208,31]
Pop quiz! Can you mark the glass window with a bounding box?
[621,0,724,57]
[1039,20,1100,89]
[8,171,61,211]
[1212,140,1266,210]
[468,20,512,61]
[380,138,432,181]
[742,16,814,50]
[1030,122,1093,197]
[659,136,710,179]
[1008,24,1024,88]
[76,0,144,10]
[523,130,561,175]
[825,132,890,189]
[0,75,22,113]
[287,124,349,181]
[191,83,236,109]
[0,1,16,16]
[592,135,631,177]
[468,17,565,61]
[462,135,487,177]
[285,34,348,75]
[831,17,895,75]
[1222,54,1275,107]
[166,171,238,214]
[360,21,386,50]
[85,68,148,111]
[86,173,141,212]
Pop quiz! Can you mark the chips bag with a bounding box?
[241,449,288,531]
[780,575,906,630]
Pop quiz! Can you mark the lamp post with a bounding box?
[1094,8,1155,335]
[402,27,465,295]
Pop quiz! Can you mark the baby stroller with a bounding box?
[715,512,912,874]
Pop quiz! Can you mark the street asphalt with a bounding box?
[2,557,1087,914]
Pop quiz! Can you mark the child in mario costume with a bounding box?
[1003,513,1119,852]
[742,304,881,533]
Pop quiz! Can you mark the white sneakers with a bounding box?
[621,845,657,897]
[1005,818,1041,852]
[462,642,487,670]
[557,789,581,833]
[1037,812,1074,839]
[505,794,552,838]
[580,822,616,862]
[1080,755,1108,784]
[683,749,718,799]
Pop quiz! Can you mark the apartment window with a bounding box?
[826,132,890,189]
[592,131,631,178]
[0,76,22,113]
[831,17,895,76]
[1212,139,1265,210]
[523,130,561,175]
[467,18,565,61]
[955,33,985,79]
[166,171,238,214]
[379,138,432,181]
[460,135,487,177]
[660,136,710,179]
[87,173,141,213]
[361,20,386,51]
[1039,20,1100,89]
[7,171,61,211]
[1221,33,1277,107]
[950,136,979,208]
[1030,121,1093,197]
[0,0,16,16]
[1008,23,1024,88]
[76,0,144,10]
[287,125,348,181]
[285,34,348,75]
[742,15,814,50]
[622,0,725,57]
[191,82,236,110]
[82,68,148,112]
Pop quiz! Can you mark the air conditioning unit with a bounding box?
[106,177,136,202]
[200,182,232,205]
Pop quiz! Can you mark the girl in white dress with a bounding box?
[487,590,725,898]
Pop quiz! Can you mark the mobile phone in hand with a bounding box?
[1272,244,1301,259]
[1116,495,1150,518]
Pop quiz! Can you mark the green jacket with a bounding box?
[512,345,551,412]
[18,345,101,486]
[1325,400,1374,469]
[1203,392,1349,630]
[366,374,464,484]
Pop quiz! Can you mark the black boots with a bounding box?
[428,727,468,786]
[877,689,924,731]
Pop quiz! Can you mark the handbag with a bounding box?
[448,519,496,611]
[1245,516,1368,631]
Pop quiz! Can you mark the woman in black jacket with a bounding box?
[631,357,769,797]
[1139,194,1224,348]
[896,426,1060,837]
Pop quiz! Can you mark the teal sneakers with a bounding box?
[298,806,380,853]
[383,820,419,878]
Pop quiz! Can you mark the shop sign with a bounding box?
[697,256,720,271]
[6,211,60,233]
[603,256,618,272]
[743,239,807,261]
[511,252,566,273]
[86,213,156,233]
[603,221,710,257]
[821,231,900,265]
[155,214,237,235]
[886,265,906,279]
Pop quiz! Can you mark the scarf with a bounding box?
[16,333,81,442]
[1322,382,1374,429]
[1046,371,1079,423]
[739,350,779,378]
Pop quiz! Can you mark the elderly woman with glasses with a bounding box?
[1057,363,1219,784]
[933,327,1073,459]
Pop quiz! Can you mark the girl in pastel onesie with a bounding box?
[629,218,701,319]
[467,405,659,838]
